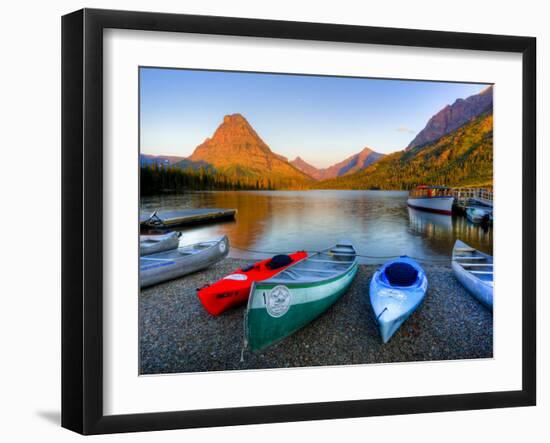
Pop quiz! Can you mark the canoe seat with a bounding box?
[454,256,485,260]
[384,262,418,286]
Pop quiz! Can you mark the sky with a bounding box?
[140,67,489,169]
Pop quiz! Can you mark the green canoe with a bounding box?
[244,241,358,351]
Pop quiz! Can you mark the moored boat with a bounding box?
[245,241,358,351]
[197,251,308,316]
[369,256,428,343]
[452,239,493,310]
[140,235,229,288]
[407,185,454,215]
[466,206,492,224]
[139,231,181,256]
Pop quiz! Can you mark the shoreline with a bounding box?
[139,258,493,374]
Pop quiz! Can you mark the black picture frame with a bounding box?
[62,8,536,435]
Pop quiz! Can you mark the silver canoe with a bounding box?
[139,232,181,256]
[452,239,493,310]
[140,235,229,288]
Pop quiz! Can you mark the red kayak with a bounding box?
[197,251,308,316]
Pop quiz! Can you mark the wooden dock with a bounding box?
[140,208,237,229]
[451,187,493,213]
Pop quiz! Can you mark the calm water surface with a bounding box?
[140,190,493,264]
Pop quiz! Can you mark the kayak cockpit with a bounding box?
[382,262,419,287]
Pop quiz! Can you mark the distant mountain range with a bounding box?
[140,85,493,191]
[140,154,186,167]
[141,114,386,186]
[291,148,385,180]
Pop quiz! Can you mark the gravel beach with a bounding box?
[139,258,493,374]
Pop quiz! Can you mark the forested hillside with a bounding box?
[315,112,493,190]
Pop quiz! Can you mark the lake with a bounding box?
[140,190,493,264]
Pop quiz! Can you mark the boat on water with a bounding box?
[407,185,454,215]
[245,241,358,351]
[466,206,492,224]
[197,251,308,316]
[370,256,428,343]
[452,239,493,310]
[140,235,229,288]
[139,231,181,256]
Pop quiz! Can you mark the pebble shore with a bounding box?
[139,258,493,374]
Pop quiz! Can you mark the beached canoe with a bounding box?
[139,232,181,256]
[140,235,229,288]
[245,241,358,351]
[197,251,308,316]
[452,239,493,310]
[370,256,428,343]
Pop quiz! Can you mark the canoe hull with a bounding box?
[452,240,493,310]
[452,262,493,309]
[139,232,180,256]
[140,236,229,288]
[246,263,358,351]
[369,257,428,343]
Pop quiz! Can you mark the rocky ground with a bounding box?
[139,258,493,374]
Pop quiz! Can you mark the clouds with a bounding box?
[396,126,416,134]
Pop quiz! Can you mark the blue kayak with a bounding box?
[369,256,428,343]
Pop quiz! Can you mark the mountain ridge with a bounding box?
[407,85,493,150]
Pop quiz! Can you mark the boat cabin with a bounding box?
[409,185,452,199]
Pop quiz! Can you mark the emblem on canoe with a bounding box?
[265,285,292,318]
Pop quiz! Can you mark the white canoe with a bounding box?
[140,232,181,256]
[452,239,493,310]
[140,235,229,288]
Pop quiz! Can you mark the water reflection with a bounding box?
[140,190,493,263]
[408,207,453,239]
[408,207,493,257]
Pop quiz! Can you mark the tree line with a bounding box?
[140,164,310,194]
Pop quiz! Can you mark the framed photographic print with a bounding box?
[62,8,536,434]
